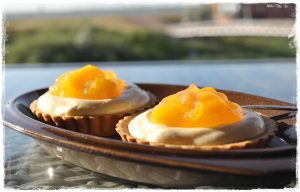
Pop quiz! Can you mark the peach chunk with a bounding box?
[49,64,125,100]
[150,84,244,128]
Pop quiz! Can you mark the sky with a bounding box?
[2,1,203,15]
[3,3,139,14]
[3,0,294,15]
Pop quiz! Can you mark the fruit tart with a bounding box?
[30,64,156,136]
[116,84,277,150]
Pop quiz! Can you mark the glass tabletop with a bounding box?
[4,142,150,189]
[3,60,297,189]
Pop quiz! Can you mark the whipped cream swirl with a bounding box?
[128,109,265,146]
[37,83,150,116]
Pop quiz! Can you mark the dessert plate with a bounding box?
[4,83,296,188]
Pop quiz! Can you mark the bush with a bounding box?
[5,26,295,64]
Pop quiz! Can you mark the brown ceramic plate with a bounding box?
[4,83,296,188]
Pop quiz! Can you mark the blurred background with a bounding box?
[3,3,297,187]
[4,2,296,64]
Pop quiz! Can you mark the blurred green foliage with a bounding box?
[5,25,295,64]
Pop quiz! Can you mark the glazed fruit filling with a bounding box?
[49,65,125,100]
[149,84,244,128]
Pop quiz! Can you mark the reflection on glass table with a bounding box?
[5,143,148,189]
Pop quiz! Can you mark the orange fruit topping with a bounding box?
[150,84,244,128]
[49,65,125,100]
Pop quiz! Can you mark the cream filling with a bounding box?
[128,109,265,146]
[37,83,150,116]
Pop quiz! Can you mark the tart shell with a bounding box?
[30,92,157,137]
[116,115,278,150]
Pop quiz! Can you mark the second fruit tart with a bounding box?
[30,64,156,136]
[116,84,277,150]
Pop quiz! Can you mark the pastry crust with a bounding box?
[116,115,277,150]
[30,92,157,137]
